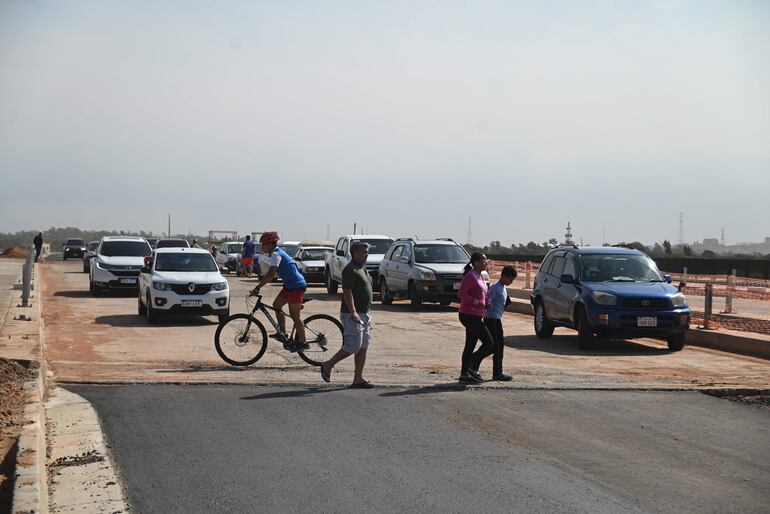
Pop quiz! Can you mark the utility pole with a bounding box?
[168,213,171,238]
[466,217,472,246]
[353,222,357,235]
[678,212,684,246]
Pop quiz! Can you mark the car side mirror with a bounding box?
[678,281,686,291]
[664,274,672,284]
[336,250,345,257]
[140,266,150,274]
[560,274,575,284]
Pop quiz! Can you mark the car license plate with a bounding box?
[120,278,136,284]
[637,316,657,327]
[181,300,202,307]
[453,282,461,290]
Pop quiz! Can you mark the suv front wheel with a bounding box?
[667,332,686,352]
[533,300,554,338]
[408,282,422,308]
[577,307,596,350]
[326,268,338,295]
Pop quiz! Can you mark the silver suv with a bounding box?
[378,238,487,307]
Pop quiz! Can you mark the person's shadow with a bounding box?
[239,386,349,401]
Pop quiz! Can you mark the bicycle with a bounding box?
[214,294,343,367]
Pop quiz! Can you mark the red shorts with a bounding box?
[241,257,254,266]
[277,287,306,305]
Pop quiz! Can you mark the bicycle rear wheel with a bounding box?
[298,314,344,366]
[214,314,268,366]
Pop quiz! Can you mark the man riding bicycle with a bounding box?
[250,232,309,352]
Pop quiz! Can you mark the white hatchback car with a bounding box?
[138,247,230,323]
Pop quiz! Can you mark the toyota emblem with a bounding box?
[641,299,650,307]
[188,283,196,293]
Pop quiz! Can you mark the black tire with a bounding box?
[83,262,89,273]
[138,292,146,315]
[298,314,344,366]
[409,282,422,308]
[533,300,554,338]
[89,279,101,297]
[217,310,231,324]
[380,279,393,305]
[146,293,158,323]
[577,307,596,350]
[326,269,339,295]
[667,332,686,352]
[214,314,268,366]
[62,255,67,261]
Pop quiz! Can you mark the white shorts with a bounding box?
[341,312,372,353]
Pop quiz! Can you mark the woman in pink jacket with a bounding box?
[457,252,495,383]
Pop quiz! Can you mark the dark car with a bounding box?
[155,238,190,249]
[530,245,690,351]
[62,238,86,260]
[82,241,100,272]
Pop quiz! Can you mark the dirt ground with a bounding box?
[39,259,770,390]
[0,358,36,509]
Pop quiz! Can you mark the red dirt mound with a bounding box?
[0,246,28,259]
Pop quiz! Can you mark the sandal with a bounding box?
[350,381,374,389]
[320,364,331,383]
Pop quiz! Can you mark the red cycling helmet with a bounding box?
[259,231,279,245]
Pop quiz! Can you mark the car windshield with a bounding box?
[66,239,85,246]
[280,245,300,257]
[100,241,151,257]
[354,239,393,254]
[414,244,468,263]
[300,248,333,261]
[156,239,189,248]
[87,242,99,251]
[225,243,242,253]
[580,254,663,282]
[155,253,218,272]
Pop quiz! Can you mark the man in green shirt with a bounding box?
[320,242,374,388]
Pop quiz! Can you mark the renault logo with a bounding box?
[641,299,650,307]
[188,283,196,293]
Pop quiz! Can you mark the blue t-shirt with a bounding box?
[485,281,508,319]
[260,247,307,290]
[242,240,256,257]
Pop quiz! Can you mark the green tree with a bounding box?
[663,240,672,255]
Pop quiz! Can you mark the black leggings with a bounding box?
[483,317,505,376]
[458,313,495,374]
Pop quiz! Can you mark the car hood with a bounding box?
[414,263,467,275]
[300,260,326,267]
[152,271,225,283]
[97,255,146,266]
[586,281,678,298]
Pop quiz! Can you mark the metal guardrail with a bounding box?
[21,245,34,307]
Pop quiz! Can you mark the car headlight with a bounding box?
[80,247,86,250]
[670,293,686,308]
[418,269,436,281]
[592,291,617,306]
[96,261,117,270]
[212,282,228,291]
[153,281,173,291]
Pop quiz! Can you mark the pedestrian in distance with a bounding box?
[483,265,518,381]
[33,232,43,262]
[320,242,374,388]
[191,239,202,248]
[241,235,256,278]
[250,232,309,352]
[457,252,495,383]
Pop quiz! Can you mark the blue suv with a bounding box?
[530,246,690,351]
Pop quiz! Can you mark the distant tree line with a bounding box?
[465,238,770,260]
[0,227,206,251]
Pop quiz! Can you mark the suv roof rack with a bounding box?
[393,237,414,242]
[557,243,579,249]
[436,238,456,242]
[611,244,635,249]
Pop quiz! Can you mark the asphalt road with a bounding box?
[72,385,770,514]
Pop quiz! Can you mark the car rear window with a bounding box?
[100,241,151,257]
[156,239,190,248]
[353,239,392,254]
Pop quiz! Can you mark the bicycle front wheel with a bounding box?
[214,314,268,366]
[298,314,344,366]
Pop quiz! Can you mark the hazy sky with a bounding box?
[1,0,768,246]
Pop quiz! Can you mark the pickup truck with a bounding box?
[325,235,393,294]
